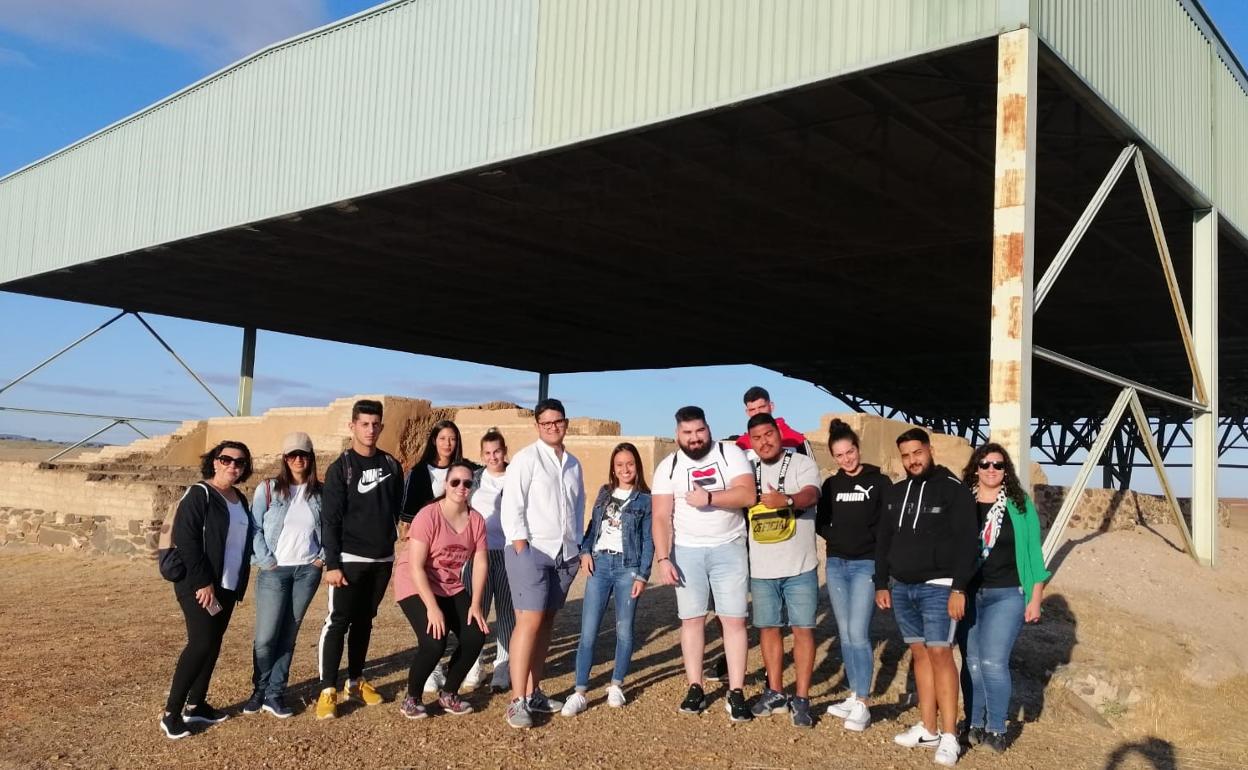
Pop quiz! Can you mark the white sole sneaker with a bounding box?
[826,696,857,719]
[844,702,871,732]
[606,685,627,708]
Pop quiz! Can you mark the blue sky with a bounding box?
[1,0,1245,496]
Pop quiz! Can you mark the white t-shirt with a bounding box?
[470,468,508,550]
[428,464,449,499]
[594,488,631,553]
[748,451,822,579]
[652,442,753,548]
[273,484,320,566]
[221,495,250,591]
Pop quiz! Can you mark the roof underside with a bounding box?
[6,41,1246,421]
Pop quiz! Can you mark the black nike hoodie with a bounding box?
[875,463,978,590]
[321,448,405,570]
[816,463,890,560]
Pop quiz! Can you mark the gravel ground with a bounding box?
[2,527,1244,770]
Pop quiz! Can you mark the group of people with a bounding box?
[157,388,1049,766]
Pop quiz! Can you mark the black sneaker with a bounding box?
[679,684,707,714]
[725,688,753,723]
[183,702,228,724]
[983,731,1008,754]
[789,696,813,728]
[961,726,984,746]
[242,690,264,715]
[160,711,191,740]
[262,695,294,719]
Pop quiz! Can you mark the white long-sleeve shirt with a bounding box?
[500,440,585,561]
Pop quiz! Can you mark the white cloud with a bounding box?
[0,0,329,64]
[0,45,33,67]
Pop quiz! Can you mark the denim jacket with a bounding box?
[578,485,654,582]
[250,478,324,569]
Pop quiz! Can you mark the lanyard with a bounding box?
[754,451,792,501]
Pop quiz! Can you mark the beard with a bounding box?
[680,437,714,461]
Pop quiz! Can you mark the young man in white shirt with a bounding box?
[744,413,822,728]
[500,398,586,729]
[652,406,757,722]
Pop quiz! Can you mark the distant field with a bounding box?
[0,438,100,463]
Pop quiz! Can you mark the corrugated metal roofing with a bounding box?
[1,0,1247,286]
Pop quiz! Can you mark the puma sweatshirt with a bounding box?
[816,463,890,560]
[321,448,405,569]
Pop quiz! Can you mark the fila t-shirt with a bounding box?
[652,443,753,548]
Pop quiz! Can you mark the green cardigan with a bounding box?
[1003,495,1051,604]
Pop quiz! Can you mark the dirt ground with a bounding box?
[2,525,1247,770]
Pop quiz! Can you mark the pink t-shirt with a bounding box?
[394,501,486,601]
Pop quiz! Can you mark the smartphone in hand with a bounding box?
[206,597,223,616]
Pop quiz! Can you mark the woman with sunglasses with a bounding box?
[243,432,324,719]
[401,419,482,691]
[394,460,490,718]
[561,442,653,716]
[160,441,255,739]
[956,443,1050,753]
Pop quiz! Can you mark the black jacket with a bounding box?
[171,481,255,601]
[322,449,405,569]
[816,463,889,560]
[400,460,482,523]
[875,464,978,591]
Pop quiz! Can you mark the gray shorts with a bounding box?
[504,545,579,613]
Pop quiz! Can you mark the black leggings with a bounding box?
[399,592,486,697]
[318,561,392,689]
[166,588,237,713]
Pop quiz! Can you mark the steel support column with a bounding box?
[238,327,256,417]
[537,372,550,403]
[988,28,1037,488]
[1191,208,1219,566]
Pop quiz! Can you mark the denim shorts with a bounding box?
[671,537,749,620]
[750,568,818,628]
[504,545,579,613]
[892,581,957,647]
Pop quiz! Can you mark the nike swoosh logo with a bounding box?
[357,473,391,494]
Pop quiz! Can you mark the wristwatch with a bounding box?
[785,495,794,508]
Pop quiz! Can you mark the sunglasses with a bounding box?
[978,461,1006,471]
[447,478,475,490]
[285,451,312,461]
[216,454,247,468]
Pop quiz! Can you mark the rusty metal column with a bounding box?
[988,28,1037,489]
[1191,209,1218,566]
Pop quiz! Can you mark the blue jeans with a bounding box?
[751,569,818,628]
[957,586,1025,734]
[252,563,322,698]
[892,581,957,646]
[825,557,876,697]
[573,552,640,689]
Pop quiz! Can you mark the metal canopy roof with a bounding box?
[1,0,1245,425]
[4,40,1245,423]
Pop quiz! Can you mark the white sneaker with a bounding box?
[826,695,858,718]
[423,664,447,694]
[606,684,627,708]
[894,723,941,749]
[934,732,961,766]
[844,700,871,731]
[462,657,483,689]
[560,692,589,717]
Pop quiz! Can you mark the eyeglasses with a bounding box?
[285,451,312,461]
[216,454,246,468]
[447,478,475,489]
[537,418,568,429]
[978,461,1006,471]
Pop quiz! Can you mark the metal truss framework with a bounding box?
[0,310,235,462]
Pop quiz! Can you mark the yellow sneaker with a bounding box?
[347,678,384,706]
[315,687,338,720]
